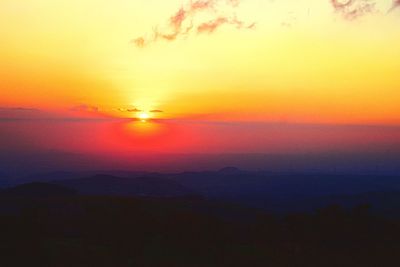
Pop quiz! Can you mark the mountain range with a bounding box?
[1,167,400,216]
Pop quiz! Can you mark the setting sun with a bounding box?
[138,112,150,121]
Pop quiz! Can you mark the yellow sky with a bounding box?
[1,0,400,124]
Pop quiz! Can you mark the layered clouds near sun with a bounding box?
[1,0,400,124]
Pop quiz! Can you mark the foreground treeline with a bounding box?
[0,194,400,267]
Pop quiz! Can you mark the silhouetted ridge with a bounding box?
[25,171,77,182]
[1,182,77,197]
[218,167,243,174]
[53,174,196,197]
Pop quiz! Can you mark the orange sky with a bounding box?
[2,1,400,174]
[1,0,400,125]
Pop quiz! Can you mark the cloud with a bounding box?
[0,107,116,122]
[389,0,400,12]
[0,107,39,112]
[330,0,376,20]
[0,107,46,120]
[329,0,400,19]
[197,16,255,34]
[133,37,146,48]
[133,0,255,47]
[117,108,162,113]
[70,104,99,113]
[116,107,142,113]
[127,108,142,112]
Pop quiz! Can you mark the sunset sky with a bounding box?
[1,0,400,172]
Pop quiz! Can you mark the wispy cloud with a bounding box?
[197,16,255,34]
[0,107,118,122]
[127,108,142,113]
[0,107,46,120]
[330,0,376,20]
[133,0,255,47]
[116,107,142,113]
[0,107,39,112]
[389,0,400,12]
[330,0,400,19]
[70,104,99,113]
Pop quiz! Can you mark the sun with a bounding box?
[138,112,150,121]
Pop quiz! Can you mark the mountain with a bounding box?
[24,170,159,182]
[166,171,400,212]
[24,171,78,182]
[1,182,77,198]
[53,174,197,197]
[11,168,400,215]
[218,166,244,174]
[170,171,400,197]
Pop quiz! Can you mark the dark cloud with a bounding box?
[70,104,99,113]
[117,107,142,113]
[133,0,254,47]
[150,109,164,113]
[127,108,142,112]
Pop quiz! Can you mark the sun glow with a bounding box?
[138,112,150,121]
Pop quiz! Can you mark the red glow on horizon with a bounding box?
[106,119,199,153]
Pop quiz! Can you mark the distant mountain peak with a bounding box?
[218,167,242,174]
[90,174,120,180]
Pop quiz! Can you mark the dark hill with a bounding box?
[311,191,400,217]
[1,182,77,198]
[53,174,197,197]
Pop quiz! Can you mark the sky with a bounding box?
[1,0,400,173]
